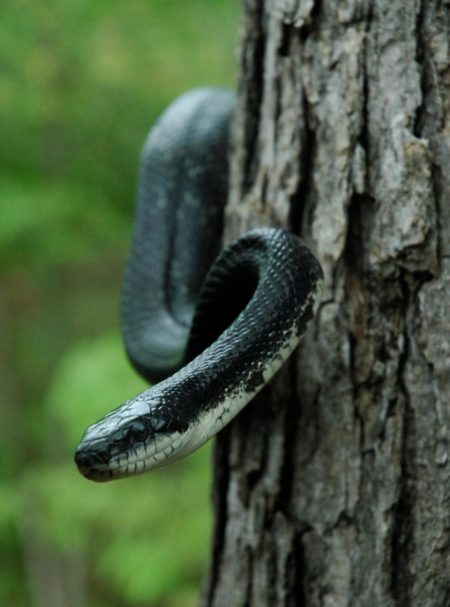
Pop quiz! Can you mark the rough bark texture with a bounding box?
[202,1,450,606]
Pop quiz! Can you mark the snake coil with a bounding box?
[75,88,323,482]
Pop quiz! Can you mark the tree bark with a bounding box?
[202,1,450,605]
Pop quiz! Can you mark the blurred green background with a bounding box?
[0,1,238,606]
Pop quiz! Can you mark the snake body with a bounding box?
[74,88,323,482]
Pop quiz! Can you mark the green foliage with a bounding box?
[0,177,126,270]
[1,330,214,606]
[0,0,238,605]
[38,332,212,604]
[44,332,148,446]
[1,0,237,218]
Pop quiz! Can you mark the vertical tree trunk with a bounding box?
[202,1,450,605]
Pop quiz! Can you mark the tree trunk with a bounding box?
[202,1,450,605]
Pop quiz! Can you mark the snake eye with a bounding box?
[148,415,168,432]
[147,415,188,434]
[128,420,148,441]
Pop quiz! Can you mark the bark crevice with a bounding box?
[203,1,450,605]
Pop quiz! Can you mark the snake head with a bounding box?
[74,393,190,482]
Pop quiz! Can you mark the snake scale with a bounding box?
[74,88,323,482]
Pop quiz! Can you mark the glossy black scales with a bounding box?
[74,89,323,482]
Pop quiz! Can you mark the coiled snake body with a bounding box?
[75,88,323,482]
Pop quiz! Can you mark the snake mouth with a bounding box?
[74,431,187,482]
[74,449,148,482]
[74,445,154,482]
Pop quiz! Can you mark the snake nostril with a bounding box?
[74,448,98,470]
[74,447,111,482]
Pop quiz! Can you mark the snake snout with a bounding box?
[74,446,109,481]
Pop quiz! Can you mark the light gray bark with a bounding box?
[203,1,450,605]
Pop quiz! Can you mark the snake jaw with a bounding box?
[74,428,188,482]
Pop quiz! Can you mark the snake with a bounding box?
[74,88,323,482]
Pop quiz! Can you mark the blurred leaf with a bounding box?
[1,0,238,604]
[0,177,128,270]
[44,332,147,447]
[0,0,238,208]
[38,331,212,604]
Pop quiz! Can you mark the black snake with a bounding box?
[74,88,323,481]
